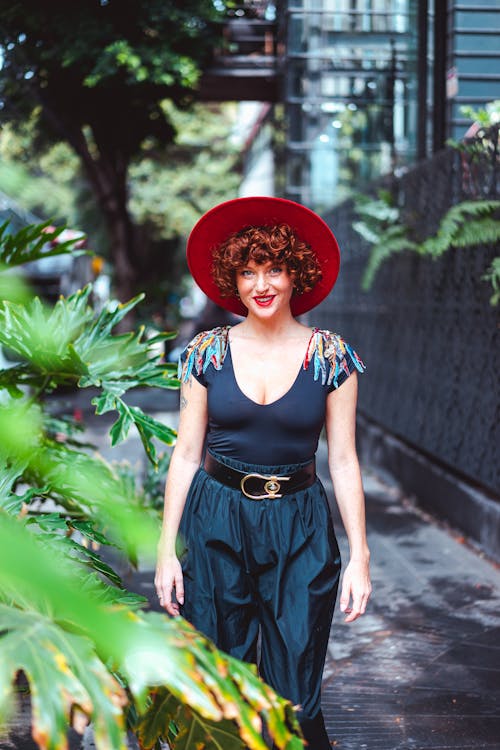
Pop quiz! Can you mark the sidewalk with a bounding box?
[316,441,500,750]
[3,392,499,750]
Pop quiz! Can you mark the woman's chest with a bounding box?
[206,359,329,433]
[228,342,309,406]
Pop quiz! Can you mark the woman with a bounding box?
[155,197,371,749]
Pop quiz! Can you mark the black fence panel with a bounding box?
[316,141,499,495]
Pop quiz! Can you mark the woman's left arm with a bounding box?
[325,372,372,622]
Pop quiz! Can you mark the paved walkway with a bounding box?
[317,443,500,750]
[2,392,499,749]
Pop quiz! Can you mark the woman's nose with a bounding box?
[255,273,268,292]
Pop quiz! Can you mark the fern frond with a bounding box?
[482,257,500,306]
[421,200,500,257]
[450,218,500,249]
[352,221,381,244]
[362,227,418,290]
[356,200,399,224]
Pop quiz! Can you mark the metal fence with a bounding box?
[316,129,499,494]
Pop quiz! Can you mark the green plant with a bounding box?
[418,200,500,257]
[353,191,500,299]
[352,191,419,290]
[0,222,304,750]
[482,257,500,306]
[460,101,500,130]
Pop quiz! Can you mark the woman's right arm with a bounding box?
[155,375,208,616]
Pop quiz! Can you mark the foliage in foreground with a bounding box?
[0,222,304,750]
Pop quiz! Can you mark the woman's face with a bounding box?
[235,259,294,317]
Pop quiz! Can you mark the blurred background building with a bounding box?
[201,0,500,207]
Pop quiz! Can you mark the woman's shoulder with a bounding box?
[178,326,231,383]
[304,327,365,388]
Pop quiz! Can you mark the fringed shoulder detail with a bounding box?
[178,326,231,384]
[303,328,365,388]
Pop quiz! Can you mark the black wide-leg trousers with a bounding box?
[179,453,341,750]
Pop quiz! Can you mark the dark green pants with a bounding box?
[179,452,341,749]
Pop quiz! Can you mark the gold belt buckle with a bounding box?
[240,472,290,500]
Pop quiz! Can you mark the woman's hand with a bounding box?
[339,558,372,623]
[155,554,184,616]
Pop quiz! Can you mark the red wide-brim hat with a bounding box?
[186,196,340,317]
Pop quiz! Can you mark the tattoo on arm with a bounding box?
[180,393,188,410]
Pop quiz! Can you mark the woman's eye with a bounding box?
[269,266,283,275]
[240,269,253,277]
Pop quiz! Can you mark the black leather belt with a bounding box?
[203,453,316,500]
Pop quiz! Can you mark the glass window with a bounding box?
[284,0,418,211]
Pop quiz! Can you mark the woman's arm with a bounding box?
[155,375,208,616]
[325,372,371,622]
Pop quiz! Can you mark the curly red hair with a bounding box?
[211,223,322,297]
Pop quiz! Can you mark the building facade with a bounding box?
[278,0,500,211]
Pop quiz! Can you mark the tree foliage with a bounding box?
[0,0,225,301]
[0,97,240,314]
[0,222,304,750]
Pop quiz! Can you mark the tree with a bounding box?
[0,0,223,302]
[0,101,241,322]
[0,222,304,750]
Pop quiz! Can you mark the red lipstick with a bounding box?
[253,295,275,307]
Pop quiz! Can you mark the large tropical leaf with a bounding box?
[25,514,124,588]
[136,689,246,750]
[0,286,179,465]
[0,515,303,750]
[0,286,178,392]
[0,458,29,513]
[27,440,159,560]
[0,605,128,750]
[0,400,157,560]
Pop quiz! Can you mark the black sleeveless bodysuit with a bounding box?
[179,326,364,465]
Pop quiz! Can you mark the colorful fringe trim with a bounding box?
[178,326,231,383]
[179,325,365,388]
[304,328,365,388]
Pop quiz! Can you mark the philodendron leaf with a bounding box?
[106,399,177,465]
[127,405,177,465]
[0,604,128,750]
[92,390,118,416]
[0,221,87,269]
[0,458,28,513]
[136,688,247,750]
[134,688,181,749]
[172,709,248,750]
[69,519,111,546]
[109,403,135,446]
[0,515,304,750]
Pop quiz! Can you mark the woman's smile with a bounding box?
[253,294,276,307]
